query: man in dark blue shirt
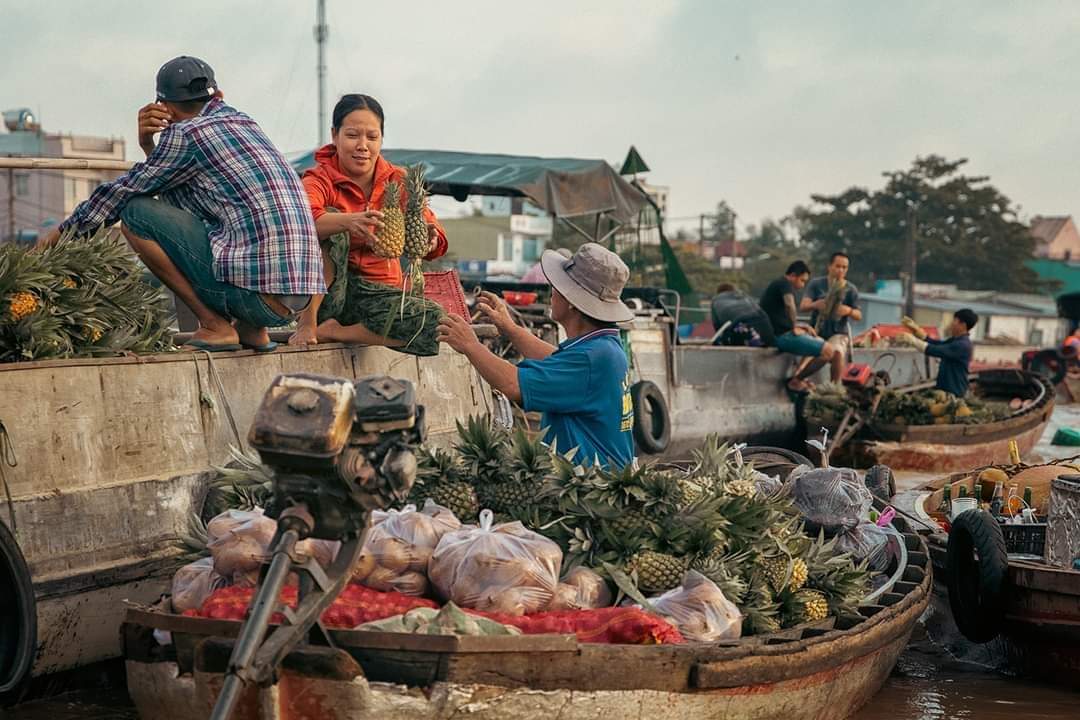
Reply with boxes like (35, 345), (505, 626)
(898, 309), (978, 397)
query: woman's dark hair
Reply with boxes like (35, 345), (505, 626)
(332, 94), (384, 133)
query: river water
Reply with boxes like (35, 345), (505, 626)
(3, 406), (1078, 720)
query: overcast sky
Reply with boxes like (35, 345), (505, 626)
(3, 1), (1078, 233)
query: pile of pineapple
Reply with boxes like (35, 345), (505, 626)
(0, 229), (174, 362)
(808, 384), (1008, 428)
(407, 418), (870, 635)
(372, 163), (432, 292)
(195, 418), (872, 636)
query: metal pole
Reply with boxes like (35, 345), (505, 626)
(314, 0), (329, 147)
(904, 205), (917, 318)
(6, 168), (14, 241)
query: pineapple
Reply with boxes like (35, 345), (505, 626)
(403, 164), (430, 260)
(760, 556), (808, 593)
(626, 550), (688, 594)
(427, 481), (480, 522)
(455, 415), (508, 486)
(6, 291), (40, 321)
(410, 446), (479, 521)
(788, 589), (830, 624)
(373, 180), (405, 258)
(478, 427), (550, 518)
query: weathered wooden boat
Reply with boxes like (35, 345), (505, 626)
(120, 516), (931, 720)
(0, 343), (492, 700)
(897, 462), (1080, 688)
(821, 369), (1055, 472)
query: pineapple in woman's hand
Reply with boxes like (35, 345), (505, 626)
(403, 163), (430, 293)
(373, 180), (406, 259)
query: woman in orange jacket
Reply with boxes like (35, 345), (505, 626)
(289, 94), (448, 355)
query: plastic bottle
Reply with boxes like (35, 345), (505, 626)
(958, 486), (968, 499)
(1006, 483), (1021, 516)
(974, 483), (983, 505)
(990, 482), (1004, 517)
(1023, 486), (1033, 508)
(938, 485), (952, 516)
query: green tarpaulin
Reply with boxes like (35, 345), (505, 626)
(290, 148), (647, 224)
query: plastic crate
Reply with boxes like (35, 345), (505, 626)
(1001, 522), (1046, 556)
(416, 270), (469, 320)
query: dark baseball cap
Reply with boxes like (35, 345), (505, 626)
(156, 56), (217, 102)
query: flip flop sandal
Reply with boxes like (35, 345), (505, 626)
(241, 341), (279, 353)
(183, 339), (243, 352)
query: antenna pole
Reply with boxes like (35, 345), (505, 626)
(314, 0), (329, 146)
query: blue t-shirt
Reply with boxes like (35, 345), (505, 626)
(517, 328), (634, 468)
(926, 334), (973, 397)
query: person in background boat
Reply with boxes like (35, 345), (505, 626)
(35, 56), (323, 353)
(759, 261), (842, 392)
(436, 243), (635, 469)
(800, 251), (861, 381)
(289, 94), (448, 356)
(710, 283), (774, 347)
(897, 309), (978, 397)
(1063, 326), (1080, 354)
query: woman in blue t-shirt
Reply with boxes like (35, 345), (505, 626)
(437, 243), (635, 468)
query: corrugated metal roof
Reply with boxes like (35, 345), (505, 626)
(861, 293), (1058, 318)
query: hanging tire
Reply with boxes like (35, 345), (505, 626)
(1029, 350), (1067, 386)
(741, 446), (814, 468)
(630, 381), (670, 455)
(0, 520), (36, 704)
(946, 509), (1008, 644)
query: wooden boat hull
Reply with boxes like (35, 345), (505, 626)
(852, 417), (1047, 473)
(900, 477), (1080, 689)
(121, 525), (931, 720)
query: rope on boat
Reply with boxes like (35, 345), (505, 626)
(194, 351), (246, 452)
(861, 525), (909, 605)
(0, 420), (17, 532)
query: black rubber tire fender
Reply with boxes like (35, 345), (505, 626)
(1029, 349), (1067, 386)
(946, 509), (1009, 644)
(630, 380), (671, 455)
(741, 446), (814, 481)
(864, 464), (896, 502)
(0, 519), (36, 704)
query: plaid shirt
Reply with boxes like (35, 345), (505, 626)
(62, 98), (324, 295)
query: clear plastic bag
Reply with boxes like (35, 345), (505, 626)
(357, 500), (462, 596)
(647, 571), (741, 642)
(788, 466), (873, 534)
(429, 509), (563, 615)
(753, 470), (786, 498)
(206, 508), (277, 581)
(171, 557), (228, 613)
(834, 522), (897, 573)
(548, 566), (613, 610)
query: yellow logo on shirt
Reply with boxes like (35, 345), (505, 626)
(620, 372), (633, 432)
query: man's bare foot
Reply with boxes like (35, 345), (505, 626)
(235, 320), (271, 349)
(289, 323), (319, 346)
(787, 377), (813, 393)
(316, 319), (345, 343)
(188, 323), (240, 347)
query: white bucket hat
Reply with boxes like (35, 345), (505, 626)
(540, 243), (633, 323)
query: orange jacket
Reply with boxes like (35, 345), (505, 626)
(302, 145), (448, 288)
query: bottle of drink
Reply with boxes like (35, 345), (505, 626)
(1009, 440), (1021, 466)
(958, 486), (968, 499)
(1023, 486), (1033, 508)
(974, 483), (983, 505)
(990, 482), (1004, 517)
(938, 485), (953, 516)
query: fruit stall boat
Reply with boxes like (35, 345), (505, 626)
(120, 513), (930, 720)
(811, 369), (1055, 472)
(894, 459), (1080, 688)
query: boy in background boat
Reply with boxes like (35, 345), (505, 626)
(759, 261), (842, 392)
(800, 251), (861, 381)
(897, 309), (978, 397)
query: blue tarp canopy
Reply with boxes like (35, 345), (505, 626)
(290, 148), (647, 224)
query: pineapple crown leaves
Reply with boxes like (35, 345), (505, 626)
(508, 426), (552, 480)
(404, 163), (428, 213)
(382, 180), (403, 209)
(454, 415), (509, 483)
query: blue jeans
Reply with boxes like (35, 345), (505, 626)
(775, 331), (826, 357)
(120, 197), (287, 328)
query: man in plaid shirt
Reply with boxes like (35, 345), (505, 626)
(38, 56), (324, 352)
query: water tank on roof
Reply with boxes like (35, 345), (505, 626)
(2, 109), (39, 132)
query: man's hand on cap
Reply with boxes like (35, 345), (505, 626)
(137, 102), (172, 156)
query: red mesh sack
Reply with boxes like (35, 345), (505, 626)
(477, 607), (684, 645)
(184, 582), (437, 628)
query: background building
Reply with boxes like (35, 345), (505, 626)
(0, 108), (125, 243)
(1030, 215), (1080, 260)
